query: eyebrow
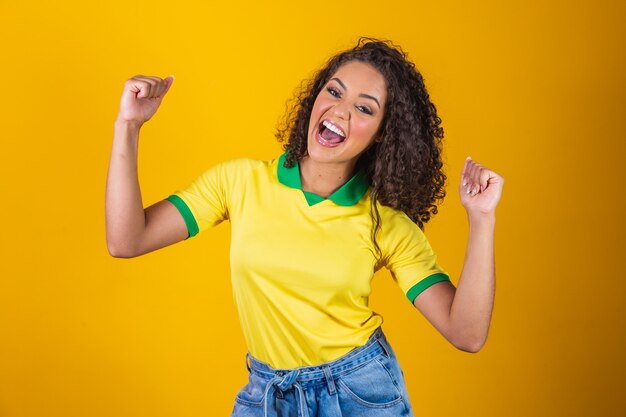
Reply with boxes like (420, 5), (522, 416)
(330, 77), (381, 109)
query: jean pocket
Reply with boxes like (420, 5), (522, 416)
(336, 356), (404, 409)
(234, 372), (266, 407)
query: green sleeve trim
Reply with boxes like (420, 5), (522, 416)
(165, 194), (199, 239)
(406, 273), (450, 303)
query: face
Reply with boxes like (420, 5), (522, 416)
(306, 61), (387, 171)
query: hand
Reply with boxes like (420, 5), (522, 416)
(459, 156), (504, 216)
(117, 75), (175, 125)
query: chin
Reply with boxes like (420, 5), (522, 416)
(306, 139), (342, 162)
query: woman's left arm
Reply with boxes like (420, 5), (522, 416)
(413, 156), (504, 353)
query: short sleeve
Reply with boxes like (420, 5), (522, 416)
(380, 210), (450, 304)
(165, 161), (230, 239)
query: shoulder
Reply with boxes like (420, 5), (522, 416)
(211, 157), (266, 171)
(376, 203), (423, 235)
(198, 156), (282, 194)
(374, 202), (429, 258)
(199, 156), (276, 178)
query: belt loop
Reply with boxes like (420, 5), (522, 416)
(377, 337), (391, 358)
(323, 366), (336, 395)
(245, 352), (251, 372)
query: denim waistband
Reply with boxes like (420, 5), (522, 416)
(245, 327), (393, 417)
(246, 326), (391, 388)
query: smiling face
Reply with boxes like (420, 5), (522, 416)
(306, 61), (387, 172)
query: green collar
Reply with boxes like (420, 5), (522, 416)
(277, 153), (369, 206)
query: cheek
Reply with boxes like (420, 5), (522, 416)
(352, 119), (380, 140)
(308, 97), (331, 132)
(308, 102), (320, 132)
(309, 99), (323, 122)
(312, 96), (330, 114)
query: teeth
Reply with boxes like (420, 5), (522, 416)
(322, 120), (346, 138)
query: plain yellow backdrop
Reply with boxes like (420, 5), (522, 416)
(1, 0), (625, 416)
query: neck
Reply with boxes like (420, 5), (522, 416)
(299, 156), (357, 198)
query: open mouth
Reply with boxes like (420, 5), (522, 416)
(317, 120), (346, 146)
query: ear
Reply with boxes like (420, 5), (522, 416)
(374, 135), (383, 143)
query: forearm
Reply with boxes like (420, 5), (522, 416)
(105, 119), (146, 257)
(449, 212), (496, 351)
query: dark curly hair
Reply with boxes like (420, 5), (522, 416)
(275, 37), (446, 258)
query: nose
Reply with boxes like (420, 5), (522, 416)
(332, 102), (350, 120)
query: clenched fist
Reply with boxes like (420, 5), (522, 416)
(116, 74), (174, 125)
(459, 156), (504, 216)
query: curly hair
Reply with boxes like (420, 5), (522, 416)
(275, 37), (446, 258)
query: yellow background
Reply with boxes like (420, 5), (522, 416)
(1, 0), (624, 416)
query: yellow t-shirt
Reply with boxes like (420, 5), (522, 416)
(165, 153), (449, 369)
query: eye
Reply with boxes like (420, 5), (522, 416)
(356, 105), (373, 115)
(326, 87), (341, 97)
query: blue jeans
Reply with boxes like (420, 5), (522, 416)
(230, 327), (414, 417)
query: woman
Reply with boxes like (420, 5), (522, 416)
(106, 38), (503, 417)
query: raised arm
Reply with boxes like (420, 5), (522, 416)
(105, 75), (188, 258)
(413, 157), (503, 353)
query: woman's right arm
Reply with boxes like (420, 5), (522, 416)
(105, 75), (187, 258)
